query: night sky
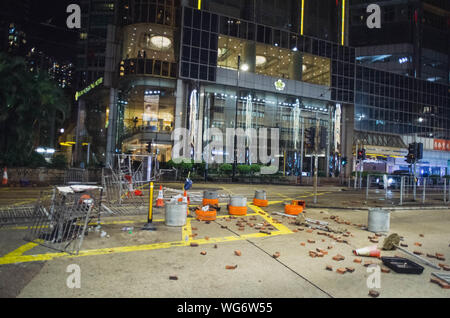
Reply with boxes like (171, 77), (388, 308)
(26, 0), (80, 62)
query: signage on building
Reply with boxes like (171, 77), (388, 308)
(75, 77), (103, 101)
(433, 139), (450, 152)
(274, 79), (286, 91)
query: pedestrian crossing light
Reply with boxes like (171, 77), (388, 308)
(357, 149), (366, 160)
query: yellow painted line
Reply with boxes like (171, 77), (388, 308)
(6, 219), (166, 230)
(248, 204), (292, 235)
(182, 218), (192, 242)
(3, 242), (40, 258)
(0, 206), (294, 265)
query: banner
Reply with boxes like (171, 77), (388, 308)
(433, 139), (450, 152)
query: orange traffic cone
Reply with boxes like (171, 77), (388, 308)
(353, 246), (381, 258)
(2, 167), (8, 185)
(156, 185), (165, 208)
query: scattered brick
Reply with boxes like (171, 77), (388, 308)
(381, 267), (391, 273)
(426, 253), (436, 259)
(298, 228), (304, 231)
(238, 227), (245, 231)
(306, 229), (313, 233)
(436, 255), (446, 261)
(436, 253), (444, 258)
(419, 234), (424, 237)
(400, 243), (408, 247)
(221, 225), (228, 229)
(332, 254), (345, 261)
(300, 242), (306, 246)
(336, 268), (347, 274)
(204, 236), (210, 240)
(413, 251), (423, 255)
(225, 265), (238, 270)
(308, 239), (316, 244)
(370, 239), (379, 243)
(200, 251), (207, 255)
(190, 243), (199, 247)
(317, 252), (324, 257)
(234, 250), (242, 256)
(414, 242), (422, 247)
(368, 290), (380, 298)
(326, 265), (333, 271)
(354, 258), (362, 264)
(309, 251), (317, 258)
(260, 230), (271, 235)
(327, 246), (334, 250)
(430, 277), (450, 289)
(214, 244), (218, 249)
(273, 252), (281, 259)
(293, 229), (299, 233)
(364, 261), (376, 267)
(191, 227), (198, 231)
(345, 267), (355, 273)
(169, 276), (178, 280)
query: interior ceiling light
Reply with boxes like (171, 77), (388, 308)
(149, 35), (172, 50)
(255, 55), (267, 66)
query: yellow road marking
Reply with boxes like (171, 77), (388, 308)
(182, 218), (192, 242)
(0, 200), (294, 265)
(6, 219), (166, 230)
(3, 242), (40, 258)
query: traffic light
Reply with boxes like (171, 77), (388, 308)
(357, 149), (366, 160)
(341, 157), (348, 167)
(416, 142), (423, 160)
(406, 142), (417, 163)
(304, 127), (316, 149)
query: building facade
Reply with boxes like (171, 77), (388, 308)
(78, 0), (450, 177)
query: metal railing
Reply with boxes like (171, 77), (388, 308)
(365, 174), (450, 206)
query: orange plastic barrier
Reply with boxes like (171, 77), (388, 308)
(195, 209), (217, 221)
(285, 204), (303, 215)
(253, 198), (268, 207)
(202, 198), (219, 206)
(228, 205), (247, 216)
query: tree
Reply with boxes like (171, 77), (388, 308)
(0, 53), (70, 166)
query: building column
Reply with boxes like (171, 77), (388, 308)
(341, 103), (354, 178)
(289, 51), (303, 81)
(105, 88), (118, 168)
(241, 42), (256, 73)
(175, 79), (185, 131)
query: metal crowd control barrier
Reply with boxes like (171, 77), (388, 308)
(64, 168), (89, 185)
(365, 174), (450, 206)
(23, 186), (103, 255)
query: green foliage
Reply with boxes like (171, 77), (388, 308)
(219, 163), (233, 175)
(50, 154), (68, 169)
(237, 164), (252, 175)
(0, 53), (69, 165)
(250, 164), (261, 174)
(27, 152), (48, 168)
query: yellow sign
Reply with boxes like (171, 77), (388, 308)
(75, 77), (103, 101)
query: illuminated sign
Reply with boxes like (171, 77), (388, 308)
(75, 77), (103, 101)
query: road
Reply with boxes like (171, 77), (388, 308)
(0, 183), (449, 298)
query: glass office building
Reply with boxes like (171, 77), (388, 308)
(109, 1), (450, 177)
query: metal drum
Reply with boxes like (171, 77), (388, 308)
(254, 190), (266, 200)
(204, 191), (218, 200)
(230, 196), (247, 207)
(368, 208), (390, 233)
(165, 202), (187, 227)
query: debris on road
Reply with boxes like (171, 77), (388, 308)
(190, 243), (199, 247)
(369, 290), (380, 298)
(354, 258), (362, 263)
(381, 267), (391, 273)
(273, 252), (280, 259)
(346, 267), (355, 273)
(226, 265), (238, 270)
(234, 250), (242, 256)
(326, 265), (333, 271)
(332, 254), (345, 261)
(169, 276), (178, 280)
(200, 251), (207, 255)
(336, 268), (346, 274)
